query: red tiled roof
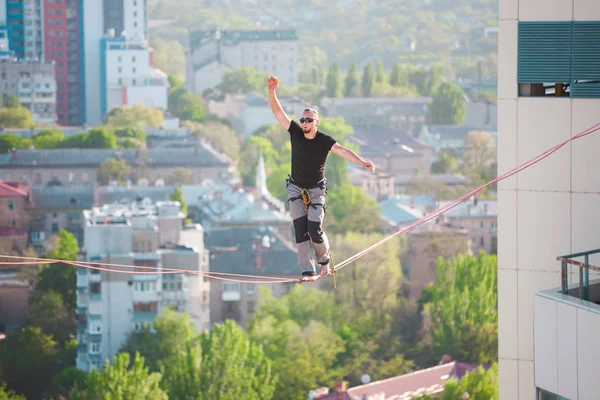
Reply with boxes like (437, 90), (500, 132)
(0, 181), (30, 198)
(315, 362), (481, 400)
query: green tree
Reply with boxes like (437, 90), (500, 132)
(217, 67), (268, 94)
(166, 168), (196, 185)
(389, 63), (412, 87)
(319, 117), (353, 188)
(82, 352), (168, 400)
(32, 130), (65, 149)
(463, 130), (495, 168)
(0, 134), (30, 153)
(97, 158), (131, 185)
(428, 82), (467, 124)
(150, 38), (186, 80)
(375, 60), (385, 83)
(361, 63), (375, 97)
(46, 366), (88, 400)
(325, 183), (385, 234)
(0, 106), (35, 128)
(104, 104), (164, 128)
(169, 78), (206, 122)
(162, 320), (277, 400)
(0, 384), (25, 400)
(120, 308), (196, 373)
(442, 363), (498, 400)
(423, 253), (498, 364)
(4, 94), (20, 108)
(431, 151), (459, 174)
(183, 120), (241, 160)
(325, 62), (342, 98)
(249, 287), (343, 400)
(27, 290), (74, 345)
(238, 136), (281, 187)
(85, 128), (119, 149)
(169, 186), (187, 217)
(114, 127), (146, 142)
(36, 230), (79, 310)
(0, 327), (59, 400)
(410, 65), (442, 97)
(344, 60), (359, 97)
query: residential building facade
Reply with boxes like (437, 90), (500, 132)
(0, 146), (234, 187)
(0, 55), (56, 123)
(208, 93), (316, 138)
(0, 180), (30, 253)
(438, 199), (497, 255)
(186, 29), (298, 94)
(5, 0), (24, 59)
(204, 225), (298, 328)
(76, 199), (210, 372)
(83, 0), (158, 126)
(320, 97), (431, 134)
(24, 0), (43, 61)
(42, 0), (84, 125)
(404, 221), (470, 299)
(101, 35), (168, 118)
(498, 1), (600, 398)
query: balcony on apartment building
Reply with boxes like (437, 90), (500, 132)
(533, 249), (600, 400)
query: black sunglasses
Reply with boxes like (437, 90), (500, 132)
(299, 117), (315, 123)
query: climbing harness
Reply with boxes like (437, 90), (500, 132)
(286, 175), (327, 213)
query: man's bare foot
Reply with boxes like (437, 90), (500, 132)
(320, 264), (332, 277)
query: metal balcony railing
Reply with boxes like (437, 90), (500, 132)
(557, 248), (600, 301)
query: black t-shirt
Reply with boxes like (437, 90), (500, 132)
(288, 120), (337, 187)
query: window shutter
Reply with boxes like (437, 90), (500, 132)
(517, 22), (572, 83)
(570, 21), (600, 98)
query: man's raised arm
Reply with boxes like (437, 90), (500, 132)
(267, 76), (291, 130)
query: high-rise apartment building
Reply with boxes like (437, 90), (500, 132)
(0, 55), (56, 122)
(498, 1), (600, 398)
(5, 0), (24, 59)
(42, 0), (84, 125)
(76, 199), (210, 372)
(83, 0), (164, 126)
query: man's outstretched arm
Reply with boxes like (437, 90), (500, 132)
(267, 76), (291, 130)
(331, 143), (376, 173)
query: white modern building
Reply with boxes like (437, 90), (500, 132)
(100, 35), (169, 118)
(76, 199), (210, 372)
(82, 0), (160, 126)
(0, 55), (56, 123)
(186, 29), (298, 94)
(498, 1), (600, 399)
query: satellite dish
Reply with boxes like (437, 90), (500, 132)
(361, 374), (371, 384)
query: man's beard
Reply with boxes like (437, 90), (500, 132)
(302, 127), (312, 134)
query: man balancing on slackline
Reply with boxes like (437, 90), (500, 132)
(267, 75), (376, 282)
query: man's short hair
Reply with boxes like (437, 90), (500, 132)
(303, 108), (319, 118)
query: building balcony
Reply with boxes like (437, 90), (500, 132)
(534, 249), (600, 400)
(77, 274), (88, 288)
(77, 293), (89, 307)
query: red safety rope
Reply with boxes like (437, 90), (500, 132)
(1, 122), (599, 284)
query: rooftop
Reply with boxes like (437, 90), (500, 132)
(204, 226), (299, 277)
(315, 361), (480, 400)
(0, 181), (29, 198)
(189, 29), (298, 48)
(32, 185), (94, 209)
(438, 199), (497, 217)
(0, 145), (232, 168)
